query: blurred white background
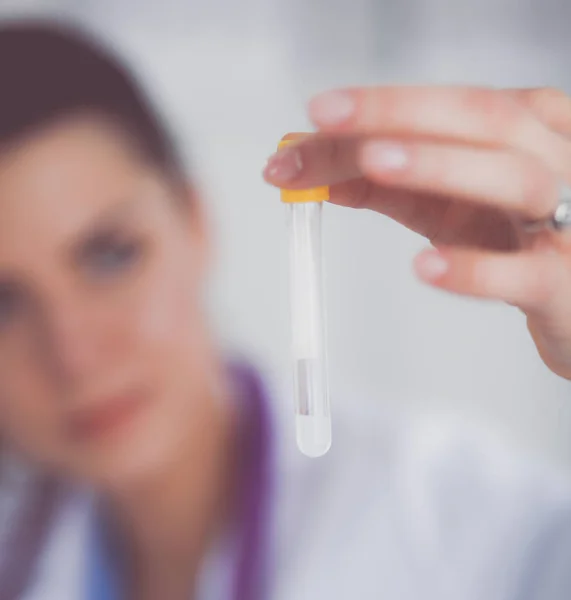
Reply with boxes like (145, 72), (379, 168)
(1, 0), (571, 465)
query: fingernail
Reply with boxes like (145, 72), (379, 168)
(362, 141), (409, 173)
(414, 250), (449, 282)
(263, 147), (303, 183)
(309, 90), (356, 127)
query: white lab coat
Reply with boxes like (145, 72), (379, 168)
(19, 385), (571, 600)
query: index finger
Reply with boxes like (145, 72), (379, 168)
(308, 86), (571, 175)
(506, 87), (571, 137)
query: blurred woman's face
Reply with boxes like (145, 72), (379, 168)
(0, 115), (214, 489)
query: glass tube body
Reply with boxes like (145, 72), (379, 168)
(288, 201), (331, 457)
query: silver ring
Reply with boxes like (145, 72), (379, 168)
(523, 183), (571, 233)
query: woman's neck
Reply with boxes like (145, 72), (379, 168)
(109, 374), (238, 598)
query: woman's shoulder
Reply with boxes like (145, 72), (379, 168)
(0, 461), (93, 600)
(20, 487), (92, 600)
(269, 387), (571, 599)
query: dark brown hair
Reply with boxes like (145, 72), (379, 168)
(0, 19), (183, 176)
(0, 20), (184, 599)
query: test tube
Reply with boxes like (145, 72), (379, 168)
(278, 133), (331, 458)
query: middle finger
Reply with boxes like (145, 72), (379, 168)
(358, 140), (559, 220)
(264, 136), (560, 220)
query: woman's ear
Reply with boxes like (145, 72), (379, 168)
(182, 183), (214, 279)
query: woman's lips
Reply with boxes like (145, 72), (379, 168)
(70, 392), (146, 440)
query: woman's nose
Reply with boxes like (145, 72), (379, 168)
(39, 297), (112, 387)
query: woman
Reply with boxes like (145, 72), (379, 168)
(0, 19), (571, 600)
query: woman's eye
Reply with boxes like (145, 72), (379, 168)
(0, 285), (23, 328)
(81, 237), (143, 279)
